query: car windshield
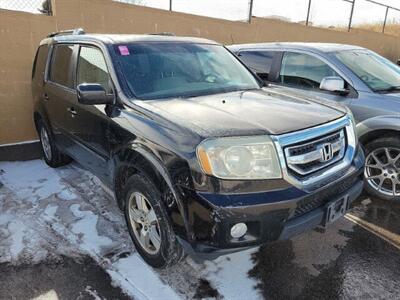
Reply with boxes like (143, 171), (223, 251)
(334, 50), (400, 92)
(112, 42), (260, 100)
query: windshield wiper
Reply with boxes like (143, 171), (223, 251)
(375, 85), (400, 93)
(175, 87), (259, 99)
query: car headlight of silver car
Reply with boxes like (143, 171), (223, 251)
(197, 136), (282, 180)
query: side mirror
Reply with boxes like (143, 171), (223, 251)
(77, 83), (114, 105)
(319, 76), (348, 94)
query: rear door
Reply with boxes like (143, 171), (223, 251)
(32, 44), (49, 106)
(44, 43), (77, 150)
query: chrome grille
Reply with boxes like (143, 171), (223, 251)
(271, 116), (356, 191)
(284, 129), (346, 176)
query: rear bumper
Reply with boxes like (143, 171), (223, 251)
(180, 147), (364, 256)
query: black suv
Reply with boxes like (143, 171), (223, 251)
(32, 29), (364, 268)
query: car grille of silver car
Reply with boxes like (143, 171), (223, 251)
(284, 129), (346, 176)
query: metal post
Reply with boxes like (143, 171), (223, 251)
(383, 6), (389, 33)
(348, 0), (355, 32)
(169, 0), (172, 11)
(306, 0), (312, 26)
(47, 0), (53, 15)
(248, 0), (254, 23)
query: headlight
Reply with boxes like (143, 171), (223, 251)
(196, 136), (282, 179)
(345, 108), (358, 143)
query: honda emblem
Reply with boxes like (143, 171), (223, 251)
(320, 143), (333, 162)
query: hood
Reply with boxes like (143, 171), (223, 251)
(135, 89), (345, 138)
(382, 92), (400, 102)
(266, 85), (349, 114)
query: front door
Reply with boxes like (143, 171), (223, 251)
(273, 51), (355, 106)
(69, 45), (114, 181)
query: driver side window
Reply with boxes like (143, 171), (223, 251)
(280, 52), (340, 90)
(77, 46), (112, 93)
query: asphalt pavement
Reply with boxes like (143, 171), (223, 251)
(249, 195), (400, 299)
(0, 160), (399, 300)
(0, 255), (130, 300)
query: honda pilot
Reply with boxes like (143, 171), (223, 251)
(32, 30), (364, 268)
(229, 42), (400, 202)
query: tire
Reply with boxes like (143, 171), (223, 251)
(123, 174), (184, 268)
(364, 136), (400, 202)
(37, 119), (71, 168)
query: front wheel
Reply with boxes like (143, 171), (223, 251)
(364, 136), (400, 202)
(123, 174), (184, 268)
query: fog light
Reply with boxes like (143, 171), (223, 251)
(230, 223), (248, 238)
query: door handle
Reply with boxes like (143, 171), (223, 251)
(67, 107), (77, 117)
(43, 93), (49, 101)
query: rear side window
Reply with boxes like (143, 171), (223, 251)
(77, 46), (111, 92)
(32, 45), (49, 80)
(238, 51), (275, 80)
(49, 44), (74, 88)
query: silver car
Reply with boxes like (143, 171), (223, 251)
(229, 43), (400, 201)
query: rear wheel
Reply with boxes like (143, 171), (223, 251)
(38, 119), (71, 168)
(123, 174), (184, 268)
(364, 136), (400, 202)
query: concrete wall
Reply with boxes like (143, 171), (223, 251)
(1, 0), (400, 145)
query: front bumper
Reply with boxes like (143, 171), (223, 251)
(180, 146), (364, 256)
(278, 178), (362, 240)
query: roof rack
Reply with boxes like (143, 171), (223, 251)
(47, 28), (85, 38)
(148, 32), (176, 36)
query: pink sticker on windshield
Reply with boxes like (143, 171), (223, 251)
(118, 45), (130, 56)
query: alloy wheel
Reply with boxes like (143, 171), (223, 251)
(127, 191), (161, 255)
(365, 147), (400, 197)
(40, 126), (52, 161)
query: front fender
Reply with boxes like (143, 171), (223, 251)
(357, 115), (400, 142)
(112, 143), (191, 241)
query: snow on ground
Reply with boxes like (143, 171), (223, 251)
(188, 249), (261, 300)
(0, 160), (75, 201)
(0, 160), (261, 299)
(2, 159), (394, 299)
(0, 160), (182, 299)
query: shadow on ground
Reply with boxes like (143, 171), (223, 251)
(0, 255), (131, 300)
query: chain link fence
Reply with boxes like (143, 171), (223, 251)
(1, 0), (399, 35)
(0, 0), (52, 15)
(253, 0), (400, 33)
(114, 0), (250, 21)
(350, 0), (400, 34)
(116, 0), (400, 35)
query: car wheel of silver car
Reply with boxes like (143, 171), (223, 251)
(123, 174), (184, 268)
(37, 119), (71, 168)
(364, 136), (400, 202)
